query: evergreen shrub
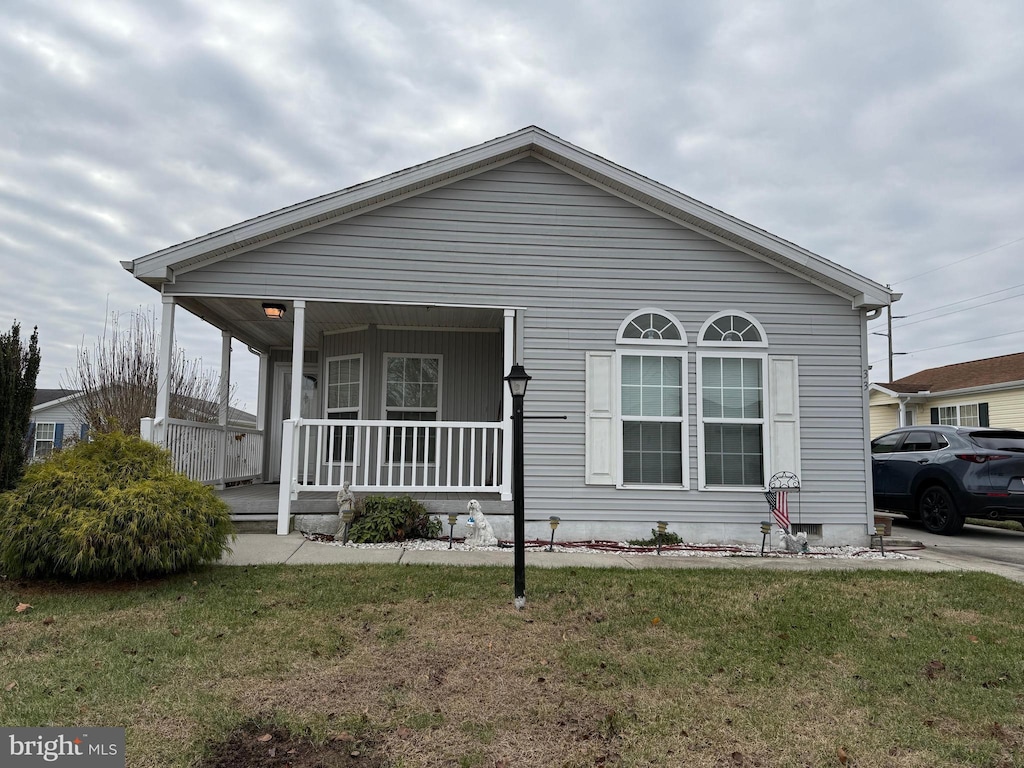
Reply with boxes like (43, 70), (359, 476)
(348, 495), (441, 543)
(0, 432), (233, 580)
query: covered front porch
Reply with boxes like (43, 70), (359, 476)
(144, 296), (522, 533)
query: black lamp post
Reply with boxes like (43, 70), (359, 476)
(505, 363), (531, 610)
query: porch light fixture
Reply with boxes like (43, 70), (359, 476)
(262, 303), (287, 320)
(505, 363), (532, 610)
(547, 516), (560, 552)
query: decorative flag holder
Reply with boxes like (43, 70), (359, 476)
(763, 471), (803, 553)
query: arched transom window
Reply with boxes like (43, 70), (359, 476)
(617, 308), (686, 345)
(699, 311), (767, 347)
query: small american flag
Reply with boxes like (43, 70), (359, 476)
(764, 490), (790, 532)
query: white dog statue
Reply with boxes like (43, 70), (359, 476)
(463, 499), (497, 547)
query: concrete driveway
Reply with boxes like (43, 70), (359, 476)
(885, 514), (1024, 583)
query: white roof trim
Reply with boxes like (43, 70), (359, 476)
(128, 126), (897, 308)
(32, 392), (85, 412)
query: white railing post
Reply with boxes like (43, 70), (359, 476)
(277, 419), (297, 535)
(140, 417), (155, 443)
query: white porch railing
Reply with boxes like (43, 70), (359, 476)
(162, 419), (264, 486)
(292, 419), (504, 493)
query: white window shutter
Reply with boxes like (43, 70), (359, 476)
(585, 351), (616, 485)
(768, 356), (801, 480)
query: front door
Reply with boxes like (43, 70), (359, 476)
(269, 364), (319, 482)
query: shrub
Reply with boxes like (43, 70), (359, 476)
(0, 432), (233, 580)
(348, 495), (441, 543)
(627, 528), (684, 547)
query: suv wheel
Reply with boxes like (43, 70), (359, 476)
(918, 486), (964, 535)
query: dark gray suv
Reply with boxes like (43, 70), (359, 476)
(871, 426), (1024, 534)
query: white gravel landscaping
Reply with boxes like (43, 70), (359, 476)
(306, 535), (918, 560)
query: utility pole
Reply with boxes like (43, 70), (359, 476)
(871, 305), (907, 383)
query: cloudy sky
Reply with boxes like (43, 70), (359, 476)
(3, 0), (1023, 412)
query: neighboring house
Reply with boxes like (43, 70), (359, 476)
(123, 126), (897, 543)
(870, 352), (1024, 438)
(28, 389), (256, 461)
(29, 389), (89, 459)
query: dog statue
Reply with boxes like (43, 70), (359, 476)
(463, 499), (498, 547)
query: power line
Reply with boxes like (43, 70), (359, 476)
(893, 290), (1024, 330)
(902, 327), (1024, 356)
(891, 235), (1024, 285)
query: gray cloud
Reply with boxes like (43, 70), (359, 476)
(2, 0), (1023, 410)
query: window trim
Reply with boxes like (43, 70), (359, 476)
(696, 351), (769, 491)
(697, 310), (768, 348)
(324, 354), (363, 466)
(33, 422), (56, 459)
(616, 308), (687, 346)
(615, 349), (690, 490)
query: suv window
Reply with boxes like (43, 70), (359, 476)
(871, 433), (902, 454)
(898, 431), (935, 452)
(968, 431), (1024, 453)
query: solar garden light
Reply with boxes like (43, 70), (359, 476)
(760, 521), (773, 556)
(547, 516), (561, 552)
(340, 508), (355, 545)
(873, 521), (887, 557)
(447, 512), (458, 549)
(656, 521), (668, 555)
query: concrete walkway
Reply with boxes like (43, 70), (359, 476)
(218, 533), (1024, 582)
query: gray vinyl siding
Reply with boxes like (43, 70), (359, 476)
(171, 157), (870, 526)
(322, 328), (502, 422)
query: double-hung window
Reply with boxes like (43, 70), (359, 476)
(698, 312), (769, 489)
(937, 403), (980, 427)
(615, 309), (688, 488)
(620, 353), (685, 486)
(325, 355), (361, 462)
(33, 422), (56, 458)
(383, 354), (441, 463)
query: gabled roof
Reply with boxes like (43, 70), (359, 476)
(126, 126), (897, 310)
(883, 352), (1024, 394)
(33, 389), (80, 408)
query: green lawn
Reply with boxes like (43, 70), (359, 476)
(2, 565), (1023, 767)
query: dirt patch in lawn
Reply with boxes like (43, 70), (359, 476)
(196, 722), (383, 768)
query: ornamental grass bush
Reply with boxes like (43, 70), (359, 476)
(0, 432), (233, 580)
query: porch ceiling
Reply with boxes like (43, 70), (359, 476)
(176, 296), (504, 350)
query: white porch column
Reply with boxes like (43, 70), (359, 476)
(256, 351), (269, 432)
(216, 331), (231, 489)
(500, 309), (515, 501)
(277, 300), (306, 535)
(898, 398), (908, 427)
(289, 301), (306, 422)
(153, 295), (176, 443)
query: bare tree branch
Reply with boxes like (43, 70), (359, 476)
(62, 309), (235, 435)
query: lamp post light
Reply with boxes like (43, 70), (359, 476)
(505, 363), (532, 610)
(548, 516), (561, 552)
(447, 512), (458, 549)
